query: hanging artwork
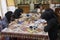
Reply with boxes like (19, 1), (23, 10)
(14, 0), (49, 5)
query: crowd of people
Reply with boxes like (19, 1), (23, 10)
(0, 4), (60, 40)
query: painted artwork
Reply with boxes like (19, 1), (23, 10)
(14, 0), (51, 5)
(14, 0), (43, 5)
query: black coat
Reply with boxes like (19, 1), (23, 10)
(41, 8), (59, 40)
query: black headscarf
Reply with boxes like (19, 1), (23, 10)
(5, 11), (13, 23)
(41, 8), (57, 21)
(14, 9), (23, 19)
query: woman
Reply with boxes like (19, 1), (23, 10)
(2, 11), (13, 29)
(2, 11), (13, 40)
(41, 7), (59, 40)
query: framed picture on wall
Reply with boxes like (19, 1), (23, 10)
(52, 0), (60, 4)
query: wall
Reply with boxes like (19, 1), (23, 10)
(7, 0), (15, 12)
(0, 0), (2, 17)
(0, 0), (7, 17)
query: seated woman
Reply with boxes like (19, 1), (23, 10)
(2, 11), (14, 40)
(2, 11), (13, 29)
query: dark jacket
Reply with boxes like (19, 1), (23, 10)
(44, 18), (58, 32)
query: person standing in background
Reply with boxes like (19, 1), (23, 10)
(34, 4), (40, 13)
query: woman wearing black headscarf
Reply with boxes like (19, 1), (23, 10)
(1, 11), (13, 40)
(14, 8), (23, 19)
(5, 11), (13, 23)
(2, 11), (13, 29)
(41, 8), (59, 40)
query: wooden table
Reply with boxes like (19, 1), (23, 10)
(1, 28), (48, 40)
